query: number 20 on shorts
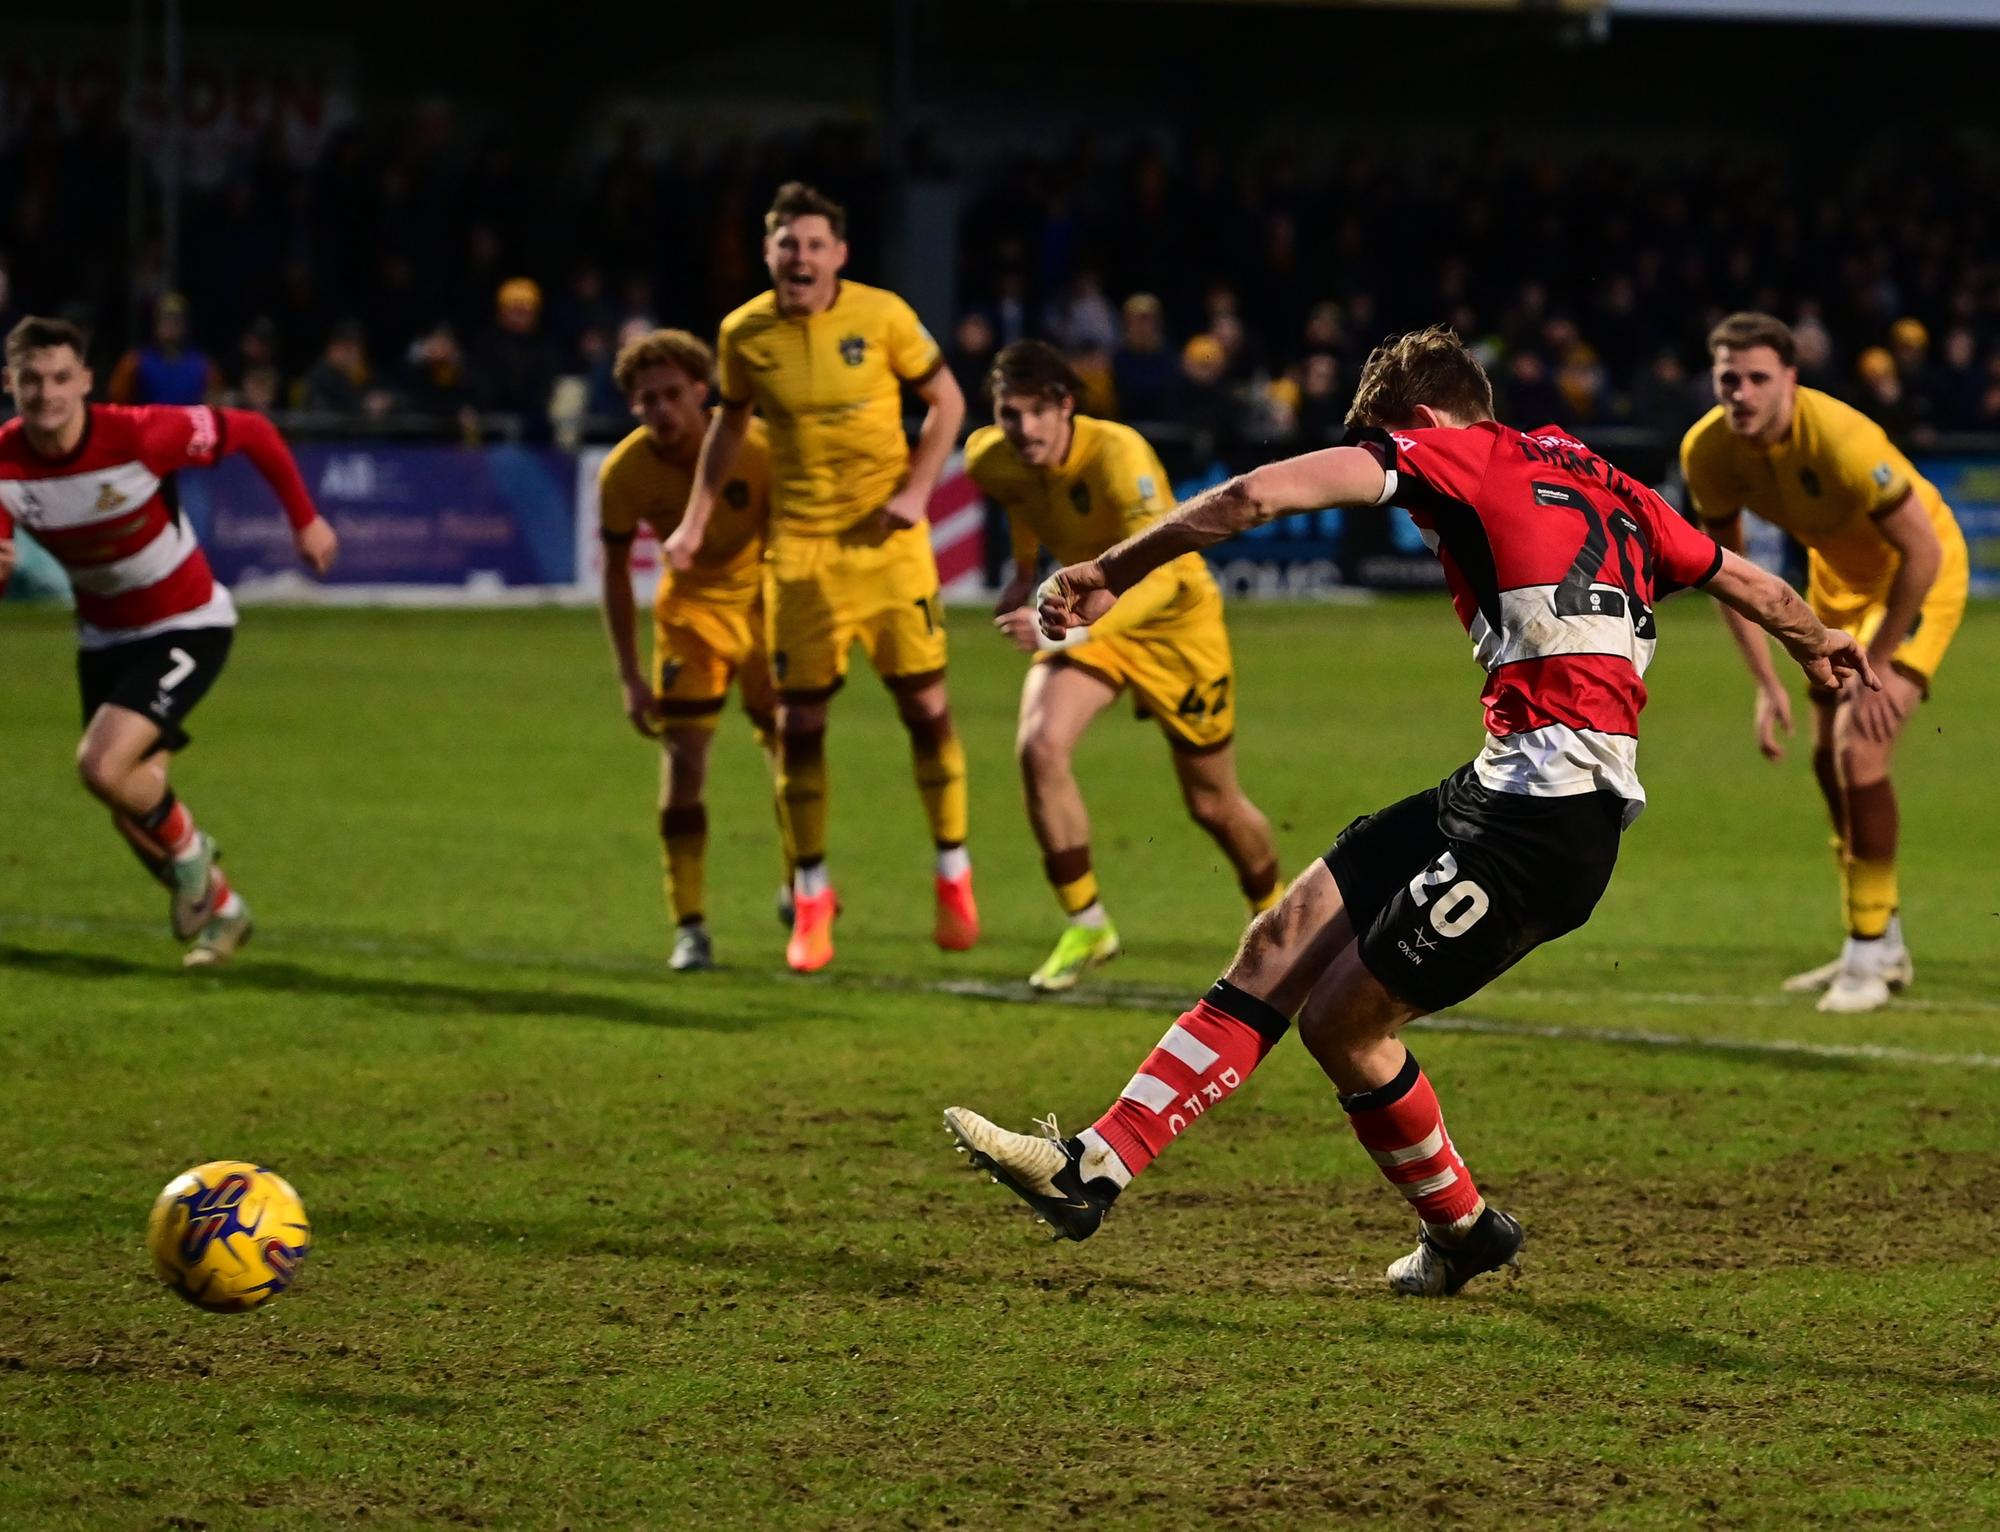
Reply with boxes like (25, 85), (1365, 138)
(1407, 851), (1490, 938)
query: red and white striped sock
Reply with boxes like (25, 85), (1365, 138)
(1080, 980), (1290, 1186)
(139, 791), (201, 861)
(1340, 1050), (1484, 1233)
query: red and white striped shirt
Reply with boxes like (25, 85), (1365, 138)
(1359, 420), (1725, 823)
(0, 403), (316, 649)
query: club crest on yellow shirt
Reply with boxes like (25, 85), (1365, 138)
(839, 335), (866, 366)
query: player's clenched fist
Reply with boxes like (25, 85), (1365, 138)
(660, 522), (700, 573)
(1035, 560), (1117, 640)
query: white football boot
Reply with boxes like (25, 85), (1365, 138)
(1816, 933), (1909, 1014)
(942, 1108), (1121, 1241)
(169, 833), (223, 941)
(1786, 914), (1912, 997)
(183, 897), (254, 968)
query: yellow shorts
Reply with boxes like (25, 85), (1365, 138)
(1807, 528), (1968, 690)
(765, 523), (947, 698)
(652, 583), (775, 731)
(1038, 583), (1236, 753)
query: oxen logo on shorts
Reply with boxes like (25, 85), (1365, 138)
(1798, 467), (1822, 497)
(658, 659), (682, 690)
(723, 479), (750, 509)
(838, 335), (866, 366)
(773, 651), (788, 681)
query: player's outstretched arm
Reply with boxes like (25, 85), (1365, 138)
(0, 536), (16, 596)
(1038, 446), (1385, 635)
(214, 408), (338, 576)
(1705, 548), (1880, 695)
(665, 404), (750, 572)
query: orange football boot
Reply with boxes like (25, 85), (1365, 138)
(786, 886), (838, 973)
(934, 869), (980, 951)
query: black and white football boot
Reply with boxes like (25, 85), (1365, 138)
(942, 1107), (1121, 1242)
(1385, 1205), (1525, 1297)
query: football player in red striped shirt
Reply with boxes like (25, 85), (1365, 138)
(1, 316), (339, 965)
(945, 327), (1876, 1296)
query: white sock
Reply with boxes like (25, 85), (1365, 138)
(217, 891), (245, 918)
(1886, 912), (1905, 951)
(1841, 933), (1887, 972)
(1069, 901), (1108, 929)
(794, 863), (830, 898)
(935, 845), (970, 879)
(1425, 1198), (1487, 1243)
(1075, 1127), (1133, 1189)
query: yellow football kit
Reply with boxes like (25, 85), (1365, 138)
(716, 280), (948, 697)
(597, 416), (775, 727)
(1680, 387), (1968, 686)
(966, 414), (1237, 753)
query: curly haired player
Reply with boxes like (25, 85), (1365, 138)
(967, 341), (1280, 992)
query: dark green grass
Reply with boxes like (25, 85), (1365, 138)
(1, 596), (1996, 1529)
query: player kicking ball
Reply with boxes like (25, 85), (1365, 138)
(597, 329), (789, 972)
(0, 316), (337, 966)
(944, 327), (1876, 1296)
(966, 342), (1281, 991)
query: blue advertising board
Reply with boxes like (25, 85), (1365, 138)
(1913, 455), (2000, 597)
(179, 444), (577, 595)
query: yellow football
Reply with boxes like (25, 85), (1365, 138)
(146, 1161), (311, 1313)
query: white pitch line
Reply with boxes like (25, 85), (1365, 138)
(5, 912), (1998, 1071)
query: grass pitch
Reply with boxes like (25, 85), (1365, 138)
(1, 595), (1996, 1529)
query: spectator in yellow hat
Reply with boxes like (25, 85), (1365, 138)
(472, 277), (562, 440)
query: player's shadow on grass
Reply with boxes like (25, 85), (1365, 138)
(1513, 1297), (2000, 1399)
(0, 942), (790, 1032)
(354, 1205), (952, 1292)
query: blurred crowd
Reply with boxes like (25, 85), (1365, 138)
(6, 103), (2000, 450)
(952, 140), (2000, 450)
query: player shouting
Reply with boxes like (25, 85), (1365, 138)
(967, 341), (1280, 991)
(1681, 313), (1968, 1013)
(944, 327), (1876, 1297)
(597, 328), (789, 972)
(667, 182), (974, 973)
(0, 316), (338, 966)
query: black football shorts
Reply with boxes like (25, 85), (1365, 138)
(1324, 761), (1625, 1014)
(76, 625), (234, 755)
